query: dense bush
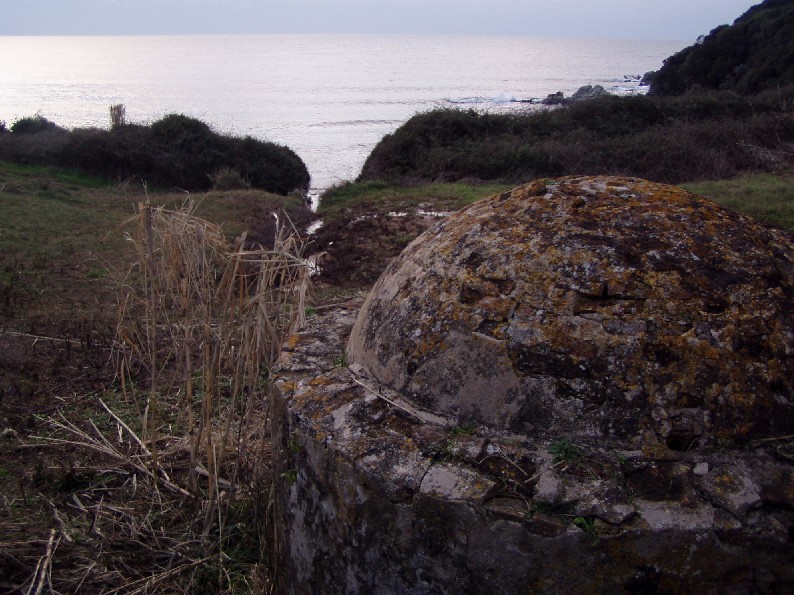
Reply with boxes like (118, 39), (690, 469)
(210, 166), (250, 191)
(10, 114), (64, 135)
(359, 87), (794, 185)
(62, 124), (154, 182)
(650, 0), (794, 95)
(228, 135), (312, 196)
(0, 127), (70, 165)
(0, 113), (310, 195)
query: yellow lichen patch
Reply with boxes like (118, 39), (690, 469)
(714, 472), (741, 491)
(278, 380), (298, 394)
(308, 374), (333, 386)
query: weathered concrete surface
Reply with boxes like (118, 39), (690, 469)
(273, 177), (794, 594)
(348, 176), (794, 447)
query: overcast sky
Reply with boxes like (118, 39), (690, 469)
(2, 0), (760, 40)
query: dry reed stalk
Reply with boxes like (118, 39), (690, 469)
(34, 410), (193, 499)
(107, 200), (308, 587)
(9, 198), (309, 593)
(25, 528), (57, 595)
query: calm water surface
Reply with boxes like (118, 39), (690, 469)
(0, 35), (686, 195)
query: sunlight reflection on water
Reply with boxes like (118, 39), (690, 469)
(0, 35), (684, 193)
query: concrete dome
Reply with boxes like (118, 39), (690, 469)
(275, 177), (794, 593)
(347, 176), (794, 447)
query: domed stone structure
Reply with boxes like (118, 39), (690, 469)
(272, 177), (794, 594)
(348, 176), (794, 448)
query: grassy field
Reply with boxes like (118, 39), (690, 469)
(682, 172), (794, 231)
(318, 172), (794, 232)
(317, 179), (515, 218)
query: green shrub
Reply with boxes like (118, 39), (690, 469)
(359, 87), (794, 185)
(0, 126), (70, 165)
(211, 166), (250, 190)
(150, 113), (215, 149)
(229, 135), (310, 196)
(0, 113), (310, 195)
(10, 114), (63, 134)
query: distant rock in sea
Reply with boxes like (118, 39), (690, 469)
(541, 84), (611, 106)
(571, 84), (609, 101)
(541, 91), (566, 105)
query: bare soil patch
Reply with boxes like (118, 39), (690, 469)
(310, 208), (443, 288)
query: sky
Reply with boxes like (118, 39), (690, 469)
(1, 0), (761, 40)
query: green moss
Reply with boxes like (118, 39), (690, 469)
(86, 267), (109, 280)
(548, 437), (584, 467)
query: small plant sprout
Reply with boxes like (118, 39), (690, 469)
(450, 422), (476, 436)
(548, 436), (584, 467)
(574, 516), (598, 542)
(281, 469), (298, 485)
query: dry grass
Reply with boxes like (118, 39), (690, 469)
(2, 199), (309, 594)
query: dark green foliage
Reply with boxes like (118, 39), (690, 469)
(359, 86), (794, 185)
(0, 121), (7, 134)
(0, 127), (70, 165)
(548, 437), (584, 466)
(62, 124), (153, 183)
(230, 135), (310, 196)
(149, 113), (214, 146)
(650, 0), (794, 96)
(10, 114), (63, 135)
(0, 113), (310, 195)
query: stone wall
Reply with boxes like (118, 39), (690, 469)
(272, 177), (794, 594)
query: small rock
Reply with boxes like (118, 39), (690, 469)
(484, 497), (529, 521)
(635, 500), (714, 531)
(693, 462), (709, 476)
(697, 465), (761, 518)
(533, 469), (565, 505)
(529, 513), (568, 537)
(541, 91), (566, 105)
(571, 84), (609, 102)
(419, 462), (494, 502)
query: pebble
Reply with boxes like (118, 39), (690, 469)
(693, 462), (709, 476)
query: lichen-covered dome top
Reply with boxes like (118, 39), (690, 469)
(347, 176), (794, 447)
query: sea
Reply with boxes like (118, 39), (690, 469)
(0, 35), (686, 203)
